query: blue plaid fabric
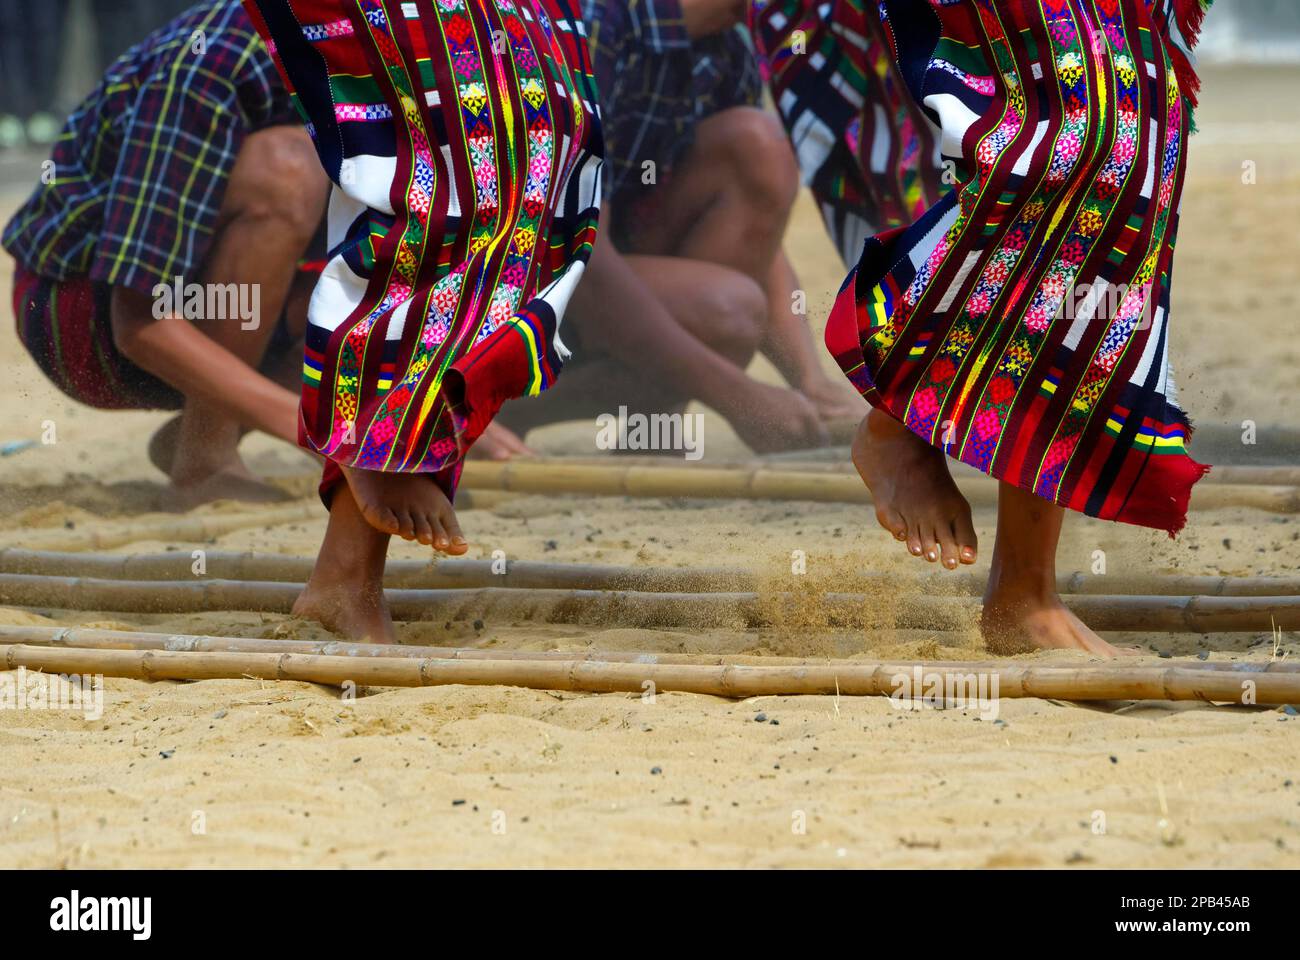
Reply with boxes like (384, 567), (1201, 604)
(2, 0), (296, 296)
(582, 0), (761, 206)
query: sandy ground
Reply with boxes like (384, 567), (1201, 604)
(0, 67), (1298, 869)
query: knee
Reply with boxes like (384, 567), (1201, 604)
(229, 127), (327, 234)
(712, 107), (800, 215)
(701, 272), (766, 365)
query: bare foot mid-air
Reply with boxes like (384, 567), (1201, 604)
(850, 407), (978, 569)
(149, 413), (290, 511)
(293, 468), (470, 644)
(850, 408), (1127, 657)
(342, 465), (469, 553)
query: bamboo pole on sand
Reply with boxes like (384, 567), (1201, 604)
(4, 643), (1297, 704)
(459, 460), (1300, 513)
(583, 453), (1300, 489)
(1, 572), (1297, 631)
(1, 548), (1297, 598)
(3, 623), (1294, 674)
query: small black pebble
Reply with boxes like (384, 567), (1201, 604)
(769, 719), (779, 726)
(1109, 755), (1118, 764)
(754, 713), (767, 723)
(473, 619), (484, 631)
(650, 766), (662, 775)
(452, 799), (467, 806)
(353, 757), (362, 763)
(159, 750), (174, 759)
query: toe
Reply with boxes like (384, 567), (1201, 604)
(936, 524), (962, 570)
(919, 523), (941, 563)
(904, 521), (925, 558)
(875, 505), (908, 541)
(953, 509), (979, 564)
(428, 516), (450, 552)
(368, 506), (401, 536)
(412, 514), (435, 546)
(394, 509), (418, 542)
(441, 507), (469, 555)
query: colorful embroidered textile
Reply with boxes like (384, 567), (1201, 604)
(242, 0), (603, 482)
(2, 0), (296, 296)
(583, 0), (761, 211)
(766, 0), (1212, 534)
(750, 0), (945, 266)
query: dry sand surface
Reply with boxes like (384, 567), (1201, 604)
(0, 67), (1297, 868)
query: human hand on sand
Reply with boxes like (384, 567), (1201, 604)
(798, 374), (866, 422)
(469, 422), (534, 461)
(726, 381), (830, 452)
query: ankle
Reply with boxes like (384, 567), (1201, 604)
(985, 564), (1059, 605)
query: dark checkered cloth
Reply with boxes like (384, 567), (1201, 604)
(2, 0), (297, 296)
(582, 0), (762, 216)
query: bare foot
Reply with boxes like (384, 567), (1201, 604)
(342, 465), (469, 554)
(293, 578), (396, 644)
(982, 587), (1131, 658)
(293, 485), (397, 644)
(850, 407), (977, 569)
(158, 464), (290, 511)
(147, 415), (183, 475)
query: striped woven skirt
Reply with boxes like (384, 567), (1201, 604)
(242, 0), (602, 491)
(754, 0), (1212, 535)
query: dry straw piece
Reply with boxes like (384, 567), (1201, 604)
(4, 643), (1298, 704)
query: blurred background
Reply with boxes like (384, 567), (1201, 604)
(0, 0), (194, 149)
(2, 0), (1299, 151)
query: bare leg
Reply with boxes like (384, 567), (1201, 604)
(292, 484), (397, 644)
(761, 250), (864, 421)
(981, 481), (1126, 657)
(635, 107), (797, 285)
(147, 270), (315, 475)
(165, 127), (327, 506)
(497, 253), (767, 435)
(851, 407), (978, 569)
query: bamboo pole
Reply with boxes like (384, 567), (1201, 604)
(0, 549), (747, 593)
(4, 643), (1297, 704)
(1, 573), (1297, 631)
(679, 455), (1300, 489)
(0, 548), (1297, 598)
(459, 460), (1300, 513)
(3, 624), (1294, 673)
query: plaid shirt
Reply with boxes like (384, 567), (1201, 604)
(2, 0), (296, 296)
(582, 0), (761, 205)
